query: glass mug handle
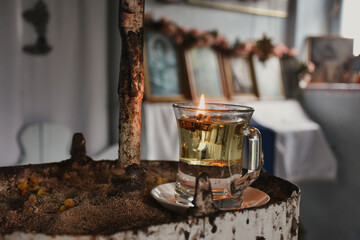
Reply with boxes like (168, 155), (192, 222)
(230, 126), (263, 198)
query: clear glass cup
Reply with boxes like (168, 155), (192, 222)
(172, 102), (263, 210)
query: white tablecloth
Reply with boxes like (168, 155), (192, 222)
(245, 100), (337, 182)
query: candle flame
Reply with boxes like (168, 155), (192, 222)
(197, 94), (206, 115)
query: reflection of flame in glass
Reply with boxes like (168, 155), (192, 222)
(197, 94), (206, 116)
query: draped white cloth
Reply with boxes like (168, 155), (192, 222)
(247, 100), (337, 182)
(0, 0), (108, 166)
(142, 102), (179, 161)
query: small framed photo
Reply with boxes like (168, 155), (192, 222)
(184, 46), (228, 101)
(252, 55), (285, 100)
(144, 30), (187, 102)
(223, 55), (258, 100)
(308, 36), (354, 84)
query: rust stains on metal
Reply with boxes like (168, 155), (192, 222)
(70, 133), (90, 164)
(0, 161), (301, 239)
(108, 163), (147, 198)
(183, 230), (190, 240)
(290, 217), (299, 237)
(189, 173), (218, 217)
(209, 215), (217, 233)
(118, 0), (145, 167)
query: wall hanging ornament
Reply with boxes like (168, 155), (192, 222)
(22, 0), (52, 55)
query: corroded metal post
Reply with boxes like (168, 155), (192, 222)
(118, 0), (145, 167)
(70, 133), (89, 164)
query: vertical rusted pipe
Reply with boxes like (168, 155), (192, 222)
(118, 0), (145, 167)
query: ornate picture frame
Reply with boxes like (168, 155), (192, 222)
(223, 55), (258, 100)
(144, 30), (187, 102)
(308, 36), (354, 84)
(251, 55), (285, 100)
(184, 46), (228, 101)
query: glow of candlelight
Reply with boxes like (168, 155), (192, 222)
(197, 94), (206, 116)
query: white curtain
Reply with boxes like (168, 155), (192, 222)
(0, 0), (108, 166)
(341, 0), (360, 55)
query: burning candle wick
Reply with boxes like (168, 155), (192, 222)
(196, 113), (204, 121)
(196, 95), (206, 119)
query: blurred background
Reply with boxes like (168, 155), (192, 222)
(1, 0), (360, 239)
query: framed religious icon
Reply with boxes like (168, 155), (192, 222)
(308, 36), (355, 84)
(223, 55), (258, 100)
(184, 46), (228, 101)
(144, 30), (187, 102)
(251, 55), (285, 100)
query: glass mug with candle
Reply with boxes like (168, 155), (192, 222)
(172, 96), (263, 210)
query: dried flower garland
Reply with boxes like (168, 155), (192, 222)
(145, 14), (299, 60)
(144, 14), (310, 81)
(144, 14), (228, 49)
